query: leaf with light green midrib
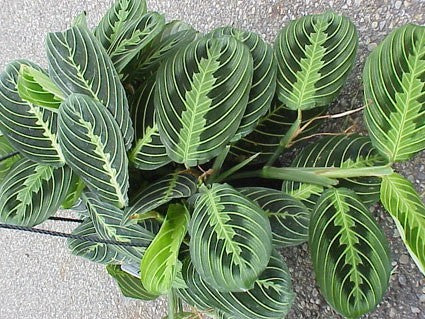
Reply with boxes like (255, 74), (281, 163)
(129, 124), (156, 162)
(178, 41), (221, 164)
(16, 165), (54, 206)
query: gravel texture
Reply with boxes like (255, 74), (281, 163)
(0, 0), (424, 318)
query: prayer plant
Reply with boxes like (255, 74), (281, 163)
(0, 0), (424, 318)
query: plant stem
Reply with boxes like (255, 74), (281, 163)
(226, 165), (393, 186)
(266, 109), (302, 166)
(212, 152), (260, 184)
(167, 289), (175, 319)
(208, 145), (230, 183)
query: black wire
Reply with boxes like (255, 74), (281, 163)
(0, 223), (145, 247)
(0, 151), (20, 162)
(48, 216), (84, 223)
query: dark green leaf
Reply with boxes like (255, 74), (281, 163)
(0, 136), (20, 183)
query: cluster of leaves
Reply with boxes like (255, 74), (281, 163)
(0, 0), (424, 318)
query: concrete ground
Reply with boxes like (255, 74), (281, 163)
(0, 0), (424, 319)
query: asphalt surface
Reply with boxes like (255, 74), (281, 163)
(0, 0), (424, 319)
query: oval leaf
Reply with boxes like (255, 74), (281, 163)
(275, 12), (358, 110)
(67, 218), (126, 264)
(155, 35), (253, 166)
(95, 0), (147, 51)
(58, 94), (129, 208)
(179, 250), (294, 319)
(282, 134), (383, 207)
(363, 24), (425, 162)
(0, 158), (75, 226)
(107, 11), (165, 75)
(0, 136), (20, 183)
(46, 25), (134, 149)
(189, 183), (272, 292)
(0, 60), (64, 165)
(239, 187), (309, 247)
(107, 264), (159, 300)
(141, 204), (189, 294)
(208, 27), (276, 139)
(381, 173), (425, 275)
(310, 188), (391, 318)
(128, 78), (171, 170)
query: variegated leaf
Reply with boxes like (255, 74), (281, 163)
(208, 27), (276, 140)
(58, 94), (129, 208)
(0, 60), (64, 165)
(128, 78), (171, 170)
(155, 35), (253, 166)
(188, 183), (272, 292)
(310, 188), (391, 318)
(0, 135), (20, 183)
(381, 173), (425, 274)
(123, 172), (197, 224)
(178, 250), (294, 319)
(46, 25), (134, 149)
(0, 158), (75, 226)
(364, 24), (425, 162)
(239, 187), (309, 247)
(275, 12), (358, 110)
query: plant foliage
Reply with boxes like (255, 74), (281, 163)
(0, 1), (424, 319)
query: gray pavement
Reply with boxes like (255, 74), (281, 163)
(0, 0), (424, 319)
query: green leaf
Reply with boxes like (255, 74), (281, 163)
(309, 188), (391, 318)
(84, 192), (155, 265)
(363, 24), (425, 163)
(61, 177), (85, 209)
(178, 250), (294, 319)
(188, 183), (272, 292)
(130, 20), (197, 80)
(275, 12), (358, 110)
(95, 0), (147, 51)
(239, 187), (309, 247)
(0, 158), (75, 226)
(17, 65), (64, 109)
(229, 99), (325, 163)
(107, 12), (165, 75)
(72, 11), (88, 28)
(0, 136), (20, 183)
(381, 173), (425, 274)
(0, 60), (65, 165)
(207, 27), (276, 140)
(46, 25), (134, 149)
(128, 78), (171, 170)
(107, 264), (159, 300)
(67, 218), (127, 264)
(282, 134), (383, 208)
(155, 35), (253, 166)
(58, 94), (129, 208)
(123, 172), (197, 225)
(141, 204), (189, 294)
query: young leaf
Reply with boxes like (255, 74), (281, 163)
(58, 94), (129, 208)
(0, 60), (65, 165)
(141, 204), (190, 295)
(128, 78), (171, 170)
(155, 35), (253, 167)
(239, 187), (309, 247)
(275, 12), (358, 110)
(207, 27), (276, 140)
(381, 173), (425, 274)
(282, 134), (383, 207)
(178, 250), (294, 319)
(0, 136), (20, 183)
(46, 25), (134, 149)
(188, 183), (272, 292)
(309, 188), (391, 318)
(0, 159), (75, 227)
(107, 264), (159, 300)
(94, 0), (147, 51)
(67, 218), (127, 264)
(363, 24), (425, 163)
(107, 12), (165, 75)
(123, 172), (197, 225)
(84, 193), (155, 265)
(17, 65), (64, 109)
